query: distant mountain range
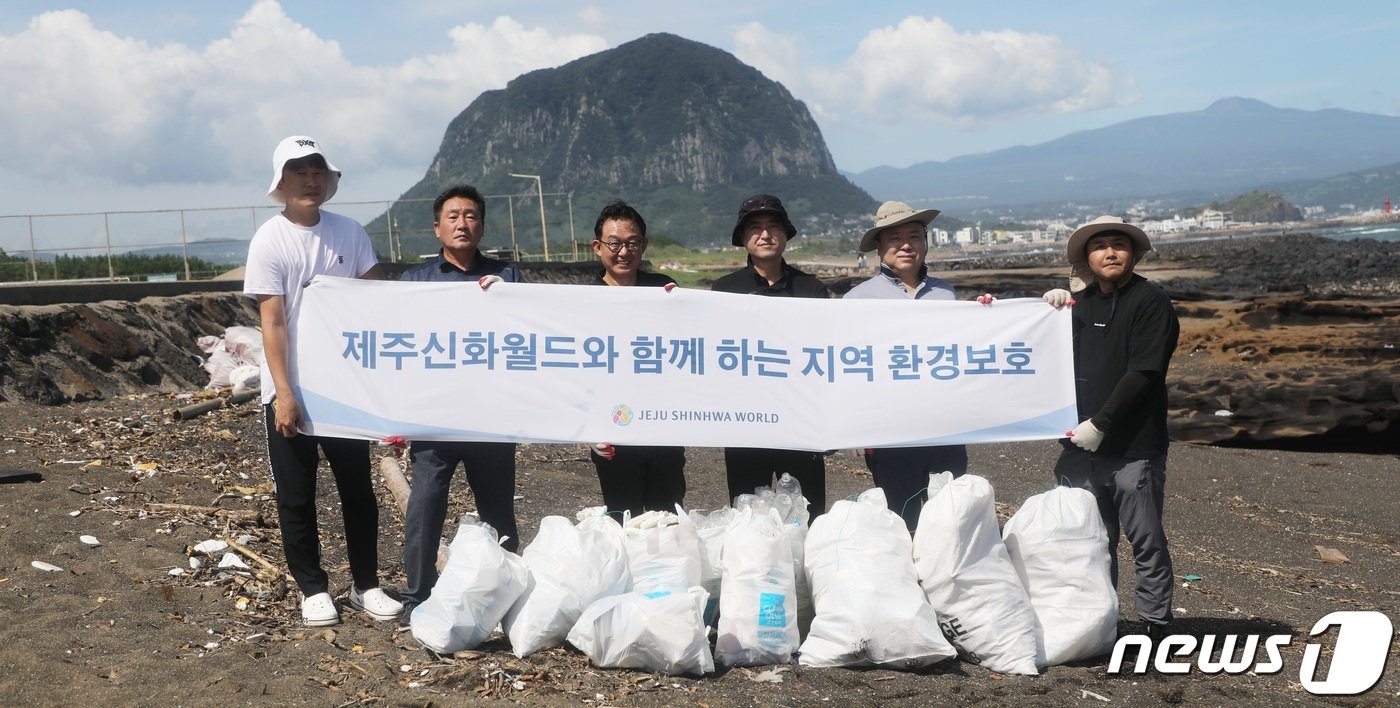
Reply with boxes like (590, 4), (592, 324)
(849, 98), (1400, 214)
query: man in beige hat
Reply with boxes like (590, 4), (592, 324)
(843, 200), (967, 531)
(1044, 214), (1179, 640)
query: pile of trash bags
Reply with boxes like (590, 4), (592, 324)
(195, 326), (263, 393)
(406, 472), (1120, 676)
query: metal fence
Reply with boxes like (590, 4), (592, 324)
(0, 190), (585, 284)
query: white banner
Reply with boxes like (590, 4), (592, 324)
(291, 277), (1077, 450)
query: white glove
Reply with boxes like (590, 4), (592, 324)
(664, 282), (677, 293)
(1069, 419), (1104, 452)
(1043, 288), (1073, 308)
(478, 274), (504, 290)
(592, 442), (616, 461)
(976, 293), (996, 306)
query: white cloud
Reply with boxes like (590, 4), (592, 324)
(731, 22), (801, 93)
(0, 0), (606, 194)
(735, 16), (1131, 127)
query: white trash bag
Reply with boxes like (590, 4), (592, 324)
(567, 586), (714, 676)
(1003, 486), (1118, 666)
(623, 509), (701, 595)
(714, 506), (799, 667)
(196, 326), (264, 389)
(736, 472), (814, 635)
(410, 515), (529, 654)
(687, 506), (736, 625)
(800, 488), (957, 669)
(912, 472), (1039, 675)
(502, 509), (629, 658)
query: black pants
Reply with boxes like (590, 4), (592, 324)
(865, 445), (968, 532)
(263, 404), (379, 597)
(724, 447), (826, 518)
(591, 445), (686, 520)
(402, 441), (518, 606)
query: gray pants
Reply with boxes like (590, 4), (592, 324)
(1054, 448), (1174, 625)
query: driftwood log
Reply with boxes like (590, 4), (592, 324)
(378, 455), (449, 572)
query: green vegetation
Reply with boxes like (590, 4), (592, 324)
(1211, 190), (1303, 223)
(0, 249), (225, 283)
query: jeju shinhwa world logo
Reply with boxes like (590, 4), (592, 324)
(611, 404), (634, 426)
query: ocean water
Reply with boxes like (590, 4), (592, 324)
(1311, 223), (1400, 242)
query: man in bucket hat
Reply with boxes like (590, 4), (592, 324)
(843, 200), (968, 531)
(711, 193), (830, 516)
(243, 135), (401, 627)
(1044, 214), (1179, 640)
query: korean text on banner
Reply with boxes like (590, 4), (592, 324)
(291, 277), (1076, 449)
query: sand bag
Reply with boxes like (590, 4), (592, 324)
(912, 472), (1039, 675)
(502, 510), (629, 658)
(1003, 486), (1119, 666)
(623, 510), (701, 595)
(410, 516), (529, 654)
(714, 507), (799, 666)
(566, 587), (714, 675)
(800, 488), (957, 668)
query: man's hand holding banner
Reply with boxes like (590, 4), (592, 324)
(291, 277), (1076, 450)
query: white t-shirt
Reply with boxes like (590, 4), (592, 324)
(243, 210), (378, 404)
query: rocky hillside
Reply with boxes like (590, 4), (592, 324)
(375, 33), (875, 250)
(1213, 190), (1303, 224)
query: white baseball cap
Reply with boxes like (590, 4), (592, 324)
(266, 135), (341, 204)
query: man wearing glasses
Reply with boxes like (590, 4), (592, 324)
(588, 200), (687, 519)
(710, 194), (830, 517)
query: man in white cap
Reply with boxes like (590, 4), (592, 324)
(243, 135), (401, 627)
(1044, 214), (1179, 640)
(844, 200), (968, 531)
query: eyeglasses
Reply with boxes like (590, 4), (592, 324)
(599, 239), (644, 254)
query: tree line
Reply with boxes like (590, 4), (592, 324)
(0, 250), (223, 282)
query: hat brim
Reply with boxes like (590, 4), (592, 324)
(1066, 222), (1151, 265)
(859, 208), (940, 252)
(731, 209), (797, 247)
(266, 152), (342, 205)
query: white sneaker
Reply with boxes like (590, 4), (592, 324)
(349, 587), (403, 621)
(301, 592), (340, 627)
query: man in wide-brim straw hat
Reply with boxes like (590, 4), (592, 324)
(844, 200), (968, 532)
(1043, 214), (1180, 641)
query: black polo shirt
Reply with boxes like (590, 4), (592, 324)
(1070, 274), (1179, 458)
(589, 270), (677, 288)
(399, 250), (525, 283)
(709, 261), (830, 298)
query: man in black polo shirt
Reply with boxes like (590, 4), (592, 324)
(587, 200), (686, 519)
(710, 193), (829, 517)
(1044, 214), (1179, 640)
(396, 184), (522, 626)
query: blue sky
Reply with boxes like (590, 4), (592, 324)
(1, 0), (1397, 217)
